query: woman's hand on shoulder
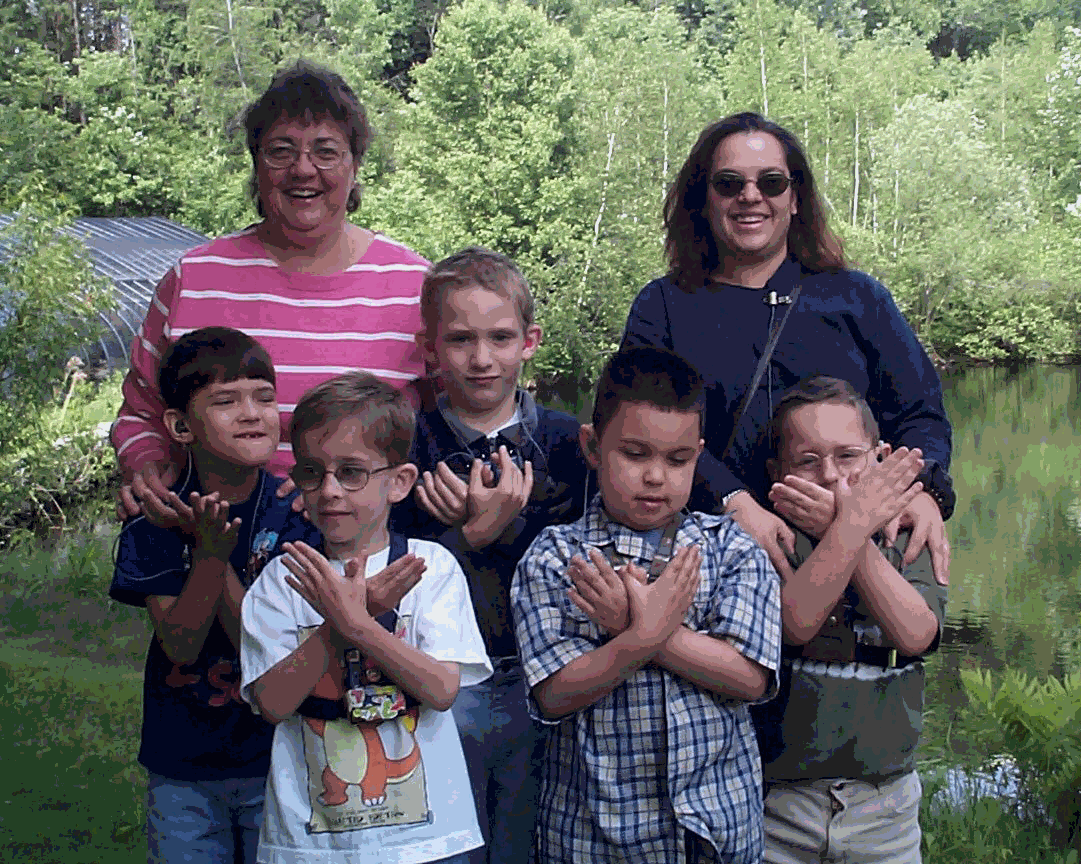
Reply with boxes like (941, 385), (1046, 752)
(883, 491), (950, 586)
(116, 460), (181, 525)
(725, 491), (795, 582)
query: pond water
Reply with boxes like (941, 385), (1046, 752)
(542, 364), (1081, 764)
(925, 364), (1081, 760)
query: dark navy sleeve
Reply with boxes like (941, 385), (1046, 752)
(624, 279), (747, 506)
(853, 276), (956, 518)
(622, 278), (675, 351)
(110, 519), (188, 608)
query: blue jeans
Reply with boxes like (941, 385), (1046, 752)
(452, 659), (544, 864)
(146, 772), (265, 864)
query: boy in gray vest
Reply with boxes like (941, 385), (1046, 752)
(754, 376), (948, 864)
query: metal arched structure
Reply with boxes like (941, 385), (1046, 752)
(0, 214), (208, 373)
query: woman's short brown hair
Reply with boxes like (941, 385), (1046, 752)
(664, 112), (845, 290)
(243, 60), (370, 217)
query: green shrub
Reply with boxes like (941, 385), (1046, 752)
(960, 667), (1081, 851)
(0, 373), (122, 544)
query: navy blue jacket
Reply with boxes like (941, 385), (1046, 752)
(622, 256), (955, 518)
(391, 391), (590, 658)
(111, 457), (320, 781)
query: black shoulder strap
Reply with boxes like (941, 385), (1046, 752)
(375, 533), (410, 632)
(721, 282), (803, 463)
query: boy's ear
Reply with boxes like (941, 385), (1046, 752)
(414, 330), (439, 368)
(164, 409), (194, 445)
(578, 424), (600, 469)
(520, 324), (543, 360)
(388, 462), (420, 505)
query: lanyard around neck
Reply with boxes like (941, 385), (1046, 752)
(599, 514), (683, 581)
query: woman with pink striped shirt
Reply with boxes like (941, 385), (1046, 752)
(114, 61), (428, 519)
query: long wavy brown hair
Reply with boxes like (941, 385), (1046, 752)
(664, 113), (845, 290)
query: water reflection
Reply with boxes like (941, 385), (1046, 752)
(924, 365), (1081, 759)
(538, 365), (1081, 761)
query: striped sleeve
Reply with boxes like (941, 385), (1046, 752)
(111, 262), (182, 478)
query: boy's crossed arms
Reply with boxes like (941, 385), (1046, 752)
(547, 544), (769, 718)
(245, 542), (441, 723)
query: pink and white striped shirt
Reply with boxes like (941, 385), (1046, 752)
(112, 228), (428, 479)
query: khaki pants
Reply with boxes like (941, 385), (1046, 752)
(764, 771), (922, 864)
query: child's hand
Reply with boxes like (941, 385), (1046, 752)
(836, 447), (924, 536)
(624, 545), (701, 646)
(274, 476), (307, 515)
(187, 492), (241, 561)
(415, 462), (469, 527)
(768, 476), (836, 538)
(461, 447), (534, 549)
(365, 553), (427, 617)
(567, 548), (643, 635)
(282, 542), (371, 639)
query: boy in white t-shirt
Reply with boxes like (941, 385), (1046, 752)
(241, 371), (492, 864)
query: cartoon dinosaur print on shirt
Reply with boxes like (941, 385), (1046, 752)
(304, 711), (422, 806)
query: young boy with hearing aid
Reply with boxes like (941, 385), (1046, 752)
(109, 326), (321, 863)
(240, 371), (492, 864)
(511, 345), (782, 864)
(391, 246), (589, 864)
(753, 376), (947, 864)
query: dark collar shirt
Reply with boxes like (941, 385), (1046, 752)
(512, 496), (782, 863)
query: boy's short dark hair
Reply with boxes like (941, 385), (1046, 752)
(290, 372), (415, 465)
(159, 327), (276, 413)
(420, 246), (534, 333)
(770, 376), (880, 450)
(592, 346), (706, 438)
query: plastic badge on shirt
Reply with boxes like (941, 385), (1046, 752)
(343, 648), (408, 723)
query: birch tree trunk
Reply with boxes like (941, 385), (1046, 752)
(851, 110), (859, 228)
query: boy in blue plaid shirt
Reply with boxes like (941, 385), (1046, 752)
(511, 345), (782, 864)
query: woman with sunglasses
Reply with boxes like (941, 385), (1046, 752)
(114, 60), (430, 523)
(621, 112), (954, 587)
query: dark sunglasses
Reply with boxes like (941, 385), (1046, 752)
(710, 171), (792, 199)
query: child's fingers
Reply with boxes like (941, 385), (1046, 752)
(567, 588), (596, 618)
(281, 542), (334, 580)
(284, 575), (318, 609)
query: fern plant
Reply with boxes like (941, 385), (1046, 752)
(961, 667), (1081, 850)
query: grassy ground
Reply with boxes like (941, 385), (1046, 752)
(1, 515), (1072, 863)
(0, 522), (148, 863)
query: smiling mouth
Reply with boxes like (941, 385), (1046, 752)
(286, 190), (321, 199)
(235, 432), (267, 439)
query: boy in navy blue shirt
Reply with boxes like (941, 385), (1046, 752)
(392, 247), (589, 864)
(110, 326), (319, 863)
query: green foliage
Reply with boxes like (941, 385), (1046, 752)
(4, 0), (1081, 378)
(961, 667), (1081, 850)
(0, 207), (114, 455)
(0, 373), (123, 543)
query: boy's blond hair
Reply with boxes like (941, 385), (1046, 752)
(420, 246), (535, 334)
(290, 372), (415, 465)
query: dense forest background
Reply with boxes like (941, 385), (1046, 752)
(4, 0), (1081, 384)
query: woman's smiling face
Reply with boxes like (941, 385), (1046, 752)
(256, 115), (356, 238)
(707, 131), (797, 270)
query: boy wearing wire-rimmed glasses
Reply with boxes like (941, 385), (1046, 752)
(753, 376), (945, 864)
(511, 345), (782, 864)
(240, 371), (492, 864)
(391, 247), (590, 864)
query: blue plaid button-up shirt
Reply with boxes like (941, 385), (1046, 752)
(511, 496), (782, 864)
